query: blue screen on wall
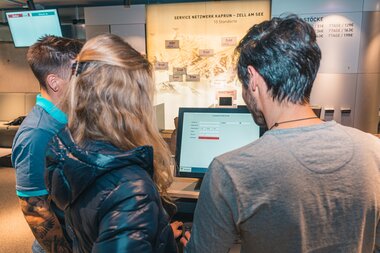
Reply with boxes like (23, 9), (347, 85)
(6, 9), (62, 48)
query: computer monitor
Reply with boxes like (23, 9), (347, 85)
(6, 9), (62, 48)
(175, 107), (265, 180)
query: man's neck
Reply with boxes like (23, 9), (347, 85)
(40, 89), (56, 105)
(265, 103), (322, 130)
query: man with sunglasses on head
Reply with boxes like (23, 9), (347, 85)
(12, 36), (83, 253)
(183, 15), (380, 253)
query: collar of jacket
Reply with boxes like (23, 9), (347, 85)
(46, 127), (156, 209)
(57, 127), (154, 176)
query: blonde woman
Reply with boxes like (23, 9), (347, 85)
(44, 34), (178, 253)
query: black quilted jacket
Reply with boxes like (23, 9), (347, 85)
(45, 127), (177, 253)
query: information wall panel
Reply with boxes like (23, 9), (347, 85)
(147, 1), (270, 128)
(299, 12), (362, 74)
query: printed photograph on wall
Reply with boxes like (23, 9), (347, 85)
(147, 1), (269, 128)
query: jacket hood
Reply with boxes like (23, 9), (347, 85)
(45, 127), (154, 210)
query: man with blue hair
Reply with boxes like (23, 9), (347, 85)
(183, 15), (380, 253)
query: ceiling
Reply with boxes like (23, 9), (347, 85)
(0, 0), (216, 10)
(0, 0), (122, 10)
(0, 0), (224, 23)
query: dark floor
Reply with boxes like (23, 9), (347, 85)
(0, 166), (34, 253)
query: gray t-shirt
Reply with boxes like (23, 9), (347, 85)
(186, 121), (380, 253)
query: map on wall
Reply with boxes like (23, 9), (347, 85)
(147, 1), (270, 128)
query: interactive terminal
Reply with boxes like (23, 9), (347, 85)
(6, 9), (62, 48)
(175, 107), (265, 189)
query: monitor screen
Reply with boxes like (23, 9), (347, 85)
(6, 9), (62, 47)
(175, 107), (264, 178)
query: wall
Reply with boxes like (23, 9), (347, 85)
(272, 0), (380, 133)
(0, 6), (146, 98)
(84, 5), (146, 54)
(0, 43), (39, 93)
(85, 2), (270, 129)
(0, 7), (86, 93)
(355, 8), (380, 132)
(0, 1), (378, 131)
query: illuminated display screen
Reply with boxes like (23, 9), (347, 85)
(175, 107), (264, 178)
(6, 9), (62, 47)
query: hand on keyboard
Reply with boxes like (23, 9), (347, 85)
(170, 221), (184, 239)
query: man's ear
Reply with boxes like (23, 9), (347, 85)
(247, 65), (268, 94)
(46, 74), (60, 93)
(247, 65), (258, 92)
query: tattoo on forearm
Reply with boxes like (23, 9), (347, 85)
(19, 196), (72, 253)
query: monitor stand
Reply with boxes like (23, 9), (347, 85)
(193, 178), (203, 191)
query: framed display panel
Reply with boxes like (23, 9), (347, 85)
(147, 1), (270, 128)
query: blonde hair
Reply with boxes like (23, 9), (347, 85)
(63, 34), (173, 199)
